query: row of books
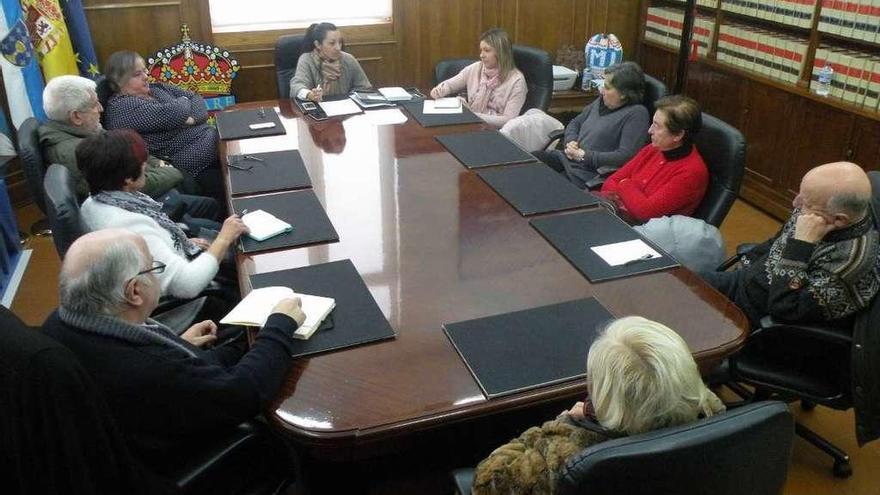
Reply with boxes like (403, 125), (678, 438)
(812, 44), (880, 109)
(720, 0), (817, 28)
(645, 7), (717, 57)
(716, 22), (810, 83)
(817, 0), (880, 43)
(666, 0), (719, 8)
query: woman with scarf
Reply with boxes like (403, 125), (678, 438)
(78, 130), (248, 300)
(430, 28), (527, 129)
(290, 22), (372, 102)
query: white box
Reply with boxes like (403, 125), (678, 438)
(552, 65), (578, 91)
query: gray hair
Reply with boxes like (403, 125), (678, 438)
(43, 75), (97, 122)
(604, 61), (645, 105)
(587, 316), (725, 435)
(829, 192), (870, 219)
(104, 50), (142, 93)
(59, 237), (151, 315)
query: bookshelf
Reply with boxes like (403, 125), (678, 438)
(638, 0), (880, 221)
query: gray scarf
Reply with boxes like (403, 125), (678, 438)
(93, 190), (200, 257)
(59, 306), (199, 359)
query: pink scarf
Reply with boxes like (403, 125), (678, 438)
(470, 65), (501, 113)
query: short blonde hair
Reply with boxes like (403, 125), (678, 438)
(587, 316), (724, 435)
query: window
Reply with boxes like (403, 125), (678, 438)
(208, 0), (392, 33)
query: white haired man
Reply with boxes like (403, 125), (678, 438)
(41, 229), (305, 464)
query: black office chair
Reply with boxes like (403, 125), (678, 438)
(16, 117), (51, 236)
(642, 73), (667, 117)
(0, 305), (294, 495)
(43, 164), (83, 258)
(274, 34), (305, 100)
(95, 76), (113, 127)
(431, 44), (553, 113)
(451, 401), (793, 495)
(691, 112), (746, 228)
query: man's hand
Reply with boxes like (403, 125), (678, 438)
(272, 297), (306, 327)
(794, 212), (836, 243)
(181, 320), (218, 347)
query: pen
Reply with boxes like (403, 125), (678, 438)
(623, 253), (655, 266)
(241, 154), (265, 162)
(238, 209), (249, 217)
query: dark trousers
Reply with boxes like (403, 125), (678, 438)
(159, 189), (222, 236)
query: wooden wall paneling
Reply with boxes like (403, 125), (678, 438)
(508, 0), (577, 54)
(638, 43), (677, 89)
(686, 62), (747, 130)
(231, 48), (277, 102)
(785, 100), (855, 194)
(850, 116), (880, 172)
(739, 83), (797, 192)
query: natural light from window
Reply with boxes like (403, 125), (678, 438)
(208, 0), (392, 33)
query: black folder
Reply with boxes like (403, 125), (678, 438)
(215, 107), (286, 140)
(400, 100), (484, 127)
(250, 259), (395, 358)
(444, 297), (614, 398)
(435, 130), (537, 169)
(228, 150), (311, 196)
(530, 209), (679, 282)
(477, 163), (600, 216)
(232, 190), (338, 254)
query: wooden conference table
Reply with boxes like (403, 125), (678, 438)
(220, 99), (749, 460)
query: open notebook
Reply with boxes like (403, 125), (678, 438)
(220, 286), (335, 340)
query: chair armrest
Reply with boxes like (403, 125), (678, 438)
(716, 242), (761, 271)
(450, 468), (475, 495)
(755, 315), (853, 347)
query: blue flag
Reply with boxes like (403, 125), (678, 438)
(0, 0), (46, 127)
(61, 0), (100, 79)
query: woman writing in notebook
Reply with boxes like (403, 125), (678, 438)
(78, 130), (248, 300)
(471, 316), (725, 494)
(430, 28), (527, 129)
(290, 22), (372, 102)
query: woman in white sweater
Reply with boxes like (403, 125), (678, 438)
(78, 130), (248, 299)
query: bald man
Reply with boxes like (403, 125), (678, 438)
(703, 162), (880, 327)
(41, 229), (305, 463)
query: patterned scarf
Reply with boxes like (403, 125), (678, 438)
(470, 65), (501, 114)
(93, 190), (200, 257)
(314, 51), (343, 96)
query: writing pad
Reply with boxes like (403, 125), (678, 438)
(530, 209), (679, 282)
(478, 163), (599, 215)
(232, 189), (338, 254)
(215, 107), (286, 141)
(250, 259), (395, 358)
(436, 130), (537, 169)
(444, 297), (614, 398)
(228, 150), (311, 196)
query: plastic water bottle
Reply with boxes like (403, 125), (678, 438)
(816, 65), (833, 96)
(581, 68), (592, 91)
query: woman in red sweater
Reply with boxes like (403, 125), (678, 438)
(599, 95), (708, 224)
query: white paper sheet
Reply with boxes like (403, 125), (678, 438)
(590, 239), (661, 267)
(423, 99), (463, 114)
(318, 98), (362, 117)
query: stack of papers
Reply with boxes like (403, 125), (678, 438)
(241, 209), (292, 241)
(378, 86), (413, 101)
(424, 98), (463, 114)
(318, 98), (362, 117)
(220, 286), (336, 340)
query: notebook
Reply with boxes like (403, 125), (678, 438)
(241, 209), (293, 242)
(220, 286), (336, 340)
(378, 86), (413, 101)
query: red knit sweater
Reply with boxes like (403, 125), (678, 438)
(600, 144), (709, 223)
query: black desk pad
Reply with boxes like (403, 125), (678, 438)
(477, 163), (600, 216)
(232, 190), (338, 254)
(215, 107), (286, 141)
(400, 100), (484, 127)
(435, 130), (537, 169)
(444, 297), (614, 398)
(530, 209), (679, 282)
(250, 259), (395, 358)
(228, 150), (311, 196)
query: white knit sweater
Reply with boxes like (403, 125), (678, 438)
(81, 197), (219, 299)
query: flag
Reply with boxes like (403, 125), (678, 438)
(20, 0), (78, 80)
(0, 0), (46, 128)
(61, 0), (99, 78)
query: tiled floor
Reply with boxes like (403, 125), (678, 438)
(9, 200), (880, 494)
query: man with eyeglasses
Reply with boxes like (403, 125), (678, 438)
(41, 229), (306, 466)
